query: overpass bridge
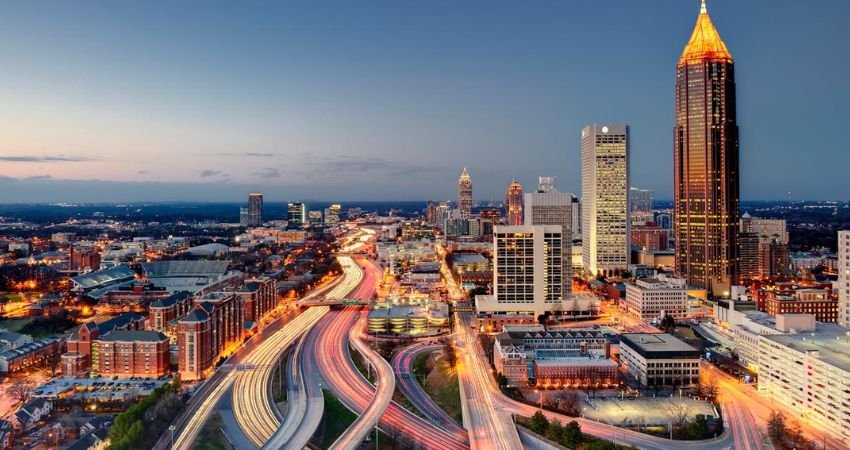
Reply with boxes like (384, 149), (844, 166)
(295, 297), (368, 307)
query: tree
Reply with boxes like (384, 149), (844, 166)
(587, 368), (603, 398)
(688, 414), (710, 439)
(767, 410), (787, 444)
(555, 391), (581, 417)
(528, 410), (549, 435)
(666, 403), (690, 438)
(441, 337), (457, 369)
(545, 418), (565, 443)
(46, 352), (62, 377)
(698, 372), (719, 400)
(563, 420), (582, 447)
(8, 383), (31, 403)
(659, 314), (676, 334)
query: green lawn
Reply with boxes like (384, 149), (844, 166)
(317, 389), (358, 449)
(0, 318), (30, 333)
(192, 413), (233, 450)
(422, 352), (463, 423)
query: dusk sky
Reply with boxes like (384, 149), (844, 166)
(1, 1), (848, 203)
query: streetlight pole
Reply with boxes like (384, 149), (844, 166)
(169, 424), (176, 449)
(375, 381), (380, 450)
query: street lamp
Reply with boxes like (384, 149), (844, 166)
(169, 424), (176, 449)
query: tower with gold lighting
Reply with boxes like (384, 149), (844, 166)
(458, 168), (473, 218)
(674, 0), (739, 294)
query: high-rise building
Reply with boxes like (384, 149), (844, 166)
(434, 202), (452, 231)
(740, 213), (788, 244)
(247, 192), (263, 227)
(630, 187), (654, 226)
(482, 225), (564, 312)
(524, 190), (574, 296)
(458, 168), (473, 218)
(674, 1), (739, 294)
(288, 202), (306, 229)
(570, 195), (581, 241)
(324, 204), (342, 225)
(581, 124), (630, 277)
(838, 231), (850, 327)
(739, 214), (790, 281)
(505, 179), (523, 226)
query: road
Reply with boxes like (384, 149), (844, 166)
(260, 256), (366, 449)
(313, 257), (469, 450)
(161, 256), (358, 450)
(391, 343), (468, 441)
(456, 313), (737, 450)
(454, 313), (524, 450)
(703, 362), (845, 450)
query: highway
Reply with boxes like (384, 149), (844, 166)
(392, 342), (468, 441)
(258, 256), (365, 449)
(233, 256), (365, 447)
(454, 313), (524, 450)
(313, 257), (470, 450)
(455, 312), (738, 450)
(162, 256), (359, 450)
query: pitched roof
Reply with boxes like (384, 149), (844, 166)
(180, 309), (209, 323)
(679, 0), (732, 65)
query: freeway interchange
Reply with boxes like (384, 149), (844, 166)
(163, 232), (765, 450)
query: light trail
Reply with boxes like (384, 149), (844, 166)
(233, 256), (363, 447)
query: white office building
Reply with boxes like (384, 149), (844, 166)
(581, 124), (630, 277)
(622, 275), (688, 323)
(524, 190), (575, 296)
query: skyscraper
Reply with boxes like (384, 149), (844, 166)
(247, 192), (263, 227)
(287, 202), (306, 229)
(324, 204), (342, 225)
(581, 124), (630, 277)
(505, 179), (523, 226)
(629, 187), (654, 226)
(674, 0), (739, 294)
(524, 189), (574, 296)
(458, 168), (473, 218)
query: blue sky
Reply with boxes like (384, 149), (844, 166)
(0, 1), (848, 202)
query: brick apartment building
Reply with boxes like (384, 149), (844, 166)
(62, 313), (146, 377)
(91, 330), (169, 378)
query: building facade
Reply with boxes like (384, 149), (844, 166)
(287, 202), (306, 229)
(674, 1), (739, 294)
(622, 275), (688, 322)
(524, 190), (575, 296)
(581, 124), (630, 277)
(91, 330), (169, 378)
(619, 333), (700, 387)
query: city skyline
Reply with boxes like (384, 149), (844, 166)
(1, 1), (849, 202)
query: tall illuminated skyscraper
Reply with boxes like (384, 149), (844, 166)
(458, 168), (473, 218)
(505, 179), (523, 226)
(288, 202), (306, 229)
(247, 192), (263, 227)
(674, 0), (739, 294)
(524, 188), (574, 296)
(581, 124), (630, 277)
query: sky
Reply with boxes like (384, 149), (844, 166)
(1, 1), (848, 203)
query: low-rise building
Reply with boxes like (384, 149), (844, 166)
(619, 333), (700, 387)
(63, 313), (146, 377)
(148, 291), (193, 341)
(13, 399), (52, 431)
(765, 288), (837, 323)
(622, 275), (688, 323)
(366, 302), (449, 335)
(0, 337), (62, 374)
(493, 328), (612, 387)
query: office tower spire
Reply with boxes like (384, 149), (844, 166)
(674, 0), (739, 294)
(458, 167), (473, 218)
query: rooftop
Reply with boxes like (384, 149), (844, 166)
(679, 0), (732, 65)
(98, 330), (168, 343)
(763, 327), (850, 373)
(620, 333), (700, 358)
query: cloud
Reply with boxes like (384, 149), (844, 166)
(252, 168), (281, 179)
(24, 175), (53, 180)
(138, 170), (149, 175)
(199, 169), (225, 178)
(293, 153), (447, 178)
(0, 155), (97, 162)
(217, 152), (275, 158)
